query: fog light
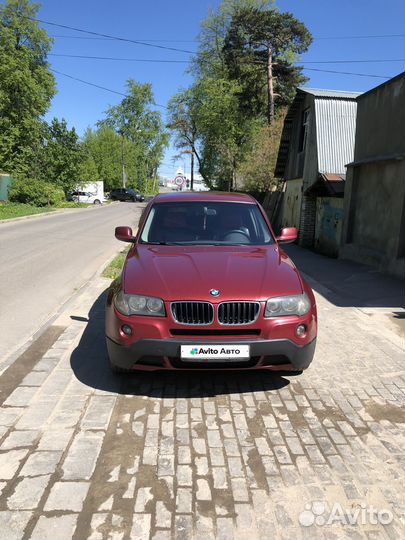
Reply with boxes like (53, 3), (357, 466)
(121, 324), (132, 336)
(296, 324), (307, 337)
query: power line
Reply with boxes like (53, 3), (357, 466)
(303, 67), (392, 78)
(25, 16), (195, 54)
(26, 16), (405, 58)
(299, 59), (405, 64)
(49, 53), (189, 63)
(50, 68), (168, 108)
(49, 34), (197, 43)
(315, 33), (405, 40)
(50, 65), (394, 108)
(49, 52), (405, 65)
(48, 32), (405, 42)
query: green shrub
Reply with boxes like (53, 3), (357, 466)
(9, 179), (65, 207)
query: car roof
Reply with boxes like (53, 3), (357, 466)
(152, 191), (257, 204)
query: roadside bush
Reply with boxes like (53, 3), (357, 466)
(9, 179), (65, 207)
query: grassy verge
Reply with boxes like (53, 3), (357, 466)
(0, 201), (93, 221)
(56, 201), (92, 208)
(0, 203), (57, 220)
(102, 247), (130, 280)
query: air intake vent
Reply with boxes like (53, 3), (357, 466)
(218, 302), (260, 325)
(171, 302), (214, 325)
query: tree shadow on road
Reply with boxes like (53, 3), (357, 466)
(70, 290), (292, 398)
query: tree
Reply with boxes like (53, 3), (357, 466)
(83, 127), (123, 191)
(223, 6), (312, 123)
(192, 0), (270, 80)
(77, 153), (99, 185)
(0, 0), (55, 176)
(35, 118), (83, 193)
(167, 89), (203, 183)
(98, 80), (168, 190)
(238, 109), (286, 191)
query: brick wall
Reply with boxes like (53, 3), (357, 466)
(298, 195), (316, 247)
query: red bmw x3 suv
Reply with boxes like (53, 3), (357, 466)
(106, 192), (317, 372)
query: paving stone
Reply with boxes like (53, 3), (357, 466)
(30, 514), (79, 540)
(7, 475), (51, 509)
(176, 487), (192, 513)
(0, 430), (39, 450)
(155, 501), (171, 529)
(0, 408), (24, 428)
(37, 428), (75, 451)
(3, 386), (38, 407)
(174, 514), (193, 540)
(0, 448), (29, 480)
(158, 455), (174, 476)
(196, 478), (211, 501)
(217, 517), (235, 540)
(14, 400), (55, 430)
(228, 456), (244, 478)
(195, 456), (209, 476)
(177, 464), (192, 486)
(0, 511), (33, 540)
(81, 396), (116, 430)
(231, 478), (249, 502)
(20, 451), (62, 477)
(62, 431), (104, 480)
(44, 481), (90, 511)
(0, 268), (404, 540)
(21, 371), (49, 386)
(212, 466), (228, 490)
(178, 446), (191, 464)
(134, 486), (153, 512)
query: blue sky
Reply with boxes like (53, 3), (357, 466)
(4, 0), (404, 178)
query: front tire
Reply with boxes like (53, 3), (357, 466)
(93, 199), (101, 205)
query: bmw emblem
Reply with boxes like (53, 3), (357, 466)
(210, 289), (220, 297)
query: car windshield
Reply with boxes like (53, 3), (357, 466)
(140, 201), (274, 245)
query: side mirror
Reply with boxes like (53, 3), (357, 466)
(115, 226), (136, 243)
(276, 227), (298, 244)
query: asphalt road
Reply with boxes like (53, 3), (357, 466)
(0, 203), (143, 365)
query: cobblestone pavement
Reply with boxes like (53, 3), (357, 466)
(0, 276), (404, 540)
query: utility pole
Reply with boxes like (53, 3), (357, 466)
(121, 133), (126, 188)
(190, 150), (194, 191)
(267, 46), (275, 125)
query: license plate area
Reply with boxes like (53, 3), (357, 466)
(180, 344), (250, 362)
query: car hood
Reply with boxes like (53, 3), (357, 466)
(123, 245), (303, 301)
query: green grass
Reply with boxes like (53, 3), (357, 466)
(56, 201), (92, 208)
(102, 247), (130, 280)
(0, 201), (95, 220)
(0, 203), (57, 220)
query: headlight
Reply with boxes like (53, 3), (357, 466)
(114, 291), (165, 317)
(265, 293), (311, 317)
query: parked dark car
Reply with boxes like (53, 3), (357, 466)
(109, 188), (145, 202)
(106, 191), (317, 374)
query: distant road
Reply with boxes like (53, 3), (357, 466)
(0, 203), (143, 364)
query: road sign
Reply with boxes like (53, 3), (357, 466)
(175, 175), (185, 187)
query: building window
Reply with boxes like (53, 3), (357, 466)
(298, 109), (310, 153)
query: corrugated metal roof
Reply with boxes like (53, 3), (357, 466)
(315, 98), (358, 174)
(299, 87), (362, 99)
(275, 88), (361, 178)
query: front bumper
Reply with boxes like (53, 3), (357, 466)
(106, 336), (316, 371)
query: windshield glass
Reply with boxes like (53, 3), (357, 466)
(140, 202), (274, 245)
